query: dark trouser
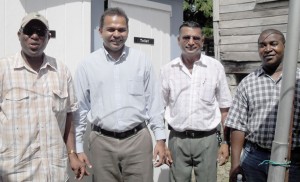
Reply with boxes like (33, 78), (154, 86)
(241, 142), (300, 182)
(168, 129), (218, 182)
(89, 128), (153, 182)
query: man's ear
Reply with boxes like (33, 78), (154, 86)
(201, 35), (205, 44)
(17, 31), (21, 40)
(48, 32), (51, 40)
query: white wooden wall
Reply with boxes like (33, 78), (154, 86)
(109, 0), (171, 76)
(0, 0), (91, 75)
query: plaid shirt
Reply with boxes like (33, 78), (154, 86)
(0, 52), (77, 181)
(225, 67), (300, 149)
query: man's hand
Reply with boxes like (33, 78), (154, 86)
(153, 140), (166, 167)
(229, 165), (244, 182)
(69, 153), (90, 180)
(77, 152), (93, 169)
(217, 143), (230, 166)
(164, 146), (173, 166)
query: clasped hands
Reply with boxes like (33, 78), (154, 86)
(69, 152), (92, 180)
(153, 140), (173, 167)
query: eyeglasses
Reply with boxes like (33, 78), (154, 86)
(182, 35), (202, 42)
(21, 26), (48, 37)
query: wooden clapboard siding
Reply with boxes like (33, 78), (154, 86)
(220, 0), (254, 6)
(220, 8), (288, 21)
(221, 52), (259, 61)
(220, 3), (256, 14)
(222, 60), (261, 74)
(213, 0), (295, 74)
(220, 25), (287, 36)
(221, 35), (258, 45)
(219, 15), (288, 29)
(221, 43), (258, 52)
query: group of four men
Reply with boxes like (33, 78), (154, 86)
(0, 7), (299, 182)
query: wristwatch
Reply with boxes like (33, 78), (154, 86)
(68, 149), (77, 155)
(221, 141), (230, 145)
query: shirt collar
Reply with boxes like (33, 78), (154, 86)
(103, 46), (127, 62)
(255, 66), (282, 81)
(14, 52), (57, 71)
(255, 66), (265, 77)
(171, 54), (207, 67)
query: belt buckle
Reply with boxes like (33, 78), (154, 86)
(185, 131), (195, 138)
(118, 132), (126, 138)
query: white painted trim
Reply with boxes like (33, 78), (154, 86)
(213, 0), (220, 61)
(256, 0), (278, 3)
(109, 0), (172, 14)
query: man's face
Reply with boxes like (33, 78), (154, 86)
(18, 20), (49, 58)
(258, 33), (285, 69)
(99, 15), (128, 52)
(178, 27), (204, 56)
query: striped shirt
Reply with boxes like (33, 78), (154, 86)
(0, 52), (77, 181)
(161, 54), (232, 131)
(74, 46), (165, 153)
(225, 67), (300, 149)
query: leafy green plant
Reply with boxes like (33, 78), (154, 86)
(183, 0), (213, 38)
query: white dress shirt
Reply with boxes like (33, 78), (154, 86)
(161, 54), (232, 132)
(74, 46), (166, 152)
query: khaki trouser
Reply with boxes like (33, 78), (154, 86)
(169, 131), (218, 182)
(89, 128), (153, 182)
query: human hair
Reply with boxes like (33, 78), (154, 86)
(258, 29), (286, 44)
(100, 7), (129, 29)
(178, 21), (201, 34)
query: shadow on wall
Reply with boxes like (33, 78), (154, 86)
(19, 0), (90, 13)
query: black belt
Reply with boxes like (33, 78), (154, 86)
(247, 141), (300, 154)
(168, 125), (216, 138)
(246, 141), (271, 152)
(246, 141), (300, 162)
(92, 122), (147, 139)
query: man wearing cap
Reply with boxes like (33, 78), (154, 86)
(0, 12), (88, 181)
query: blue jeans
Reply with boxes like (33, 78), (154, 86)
(241, 142), (300, 182)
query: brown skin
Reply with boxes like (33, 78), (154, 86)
(178, 26), (204, 73)
(258, 32), (285, 80)
(77, 14), (168, 168)
(64, 113), (90, 180)
(229, 130), (245, 182)
(177, 26), (230, 165)
(218, 108), (230, 166)
(18, 21), (88, 180)
(99, 15), (128, 60)
(18, 22), (50, 72)
(229, 31), (285, 181)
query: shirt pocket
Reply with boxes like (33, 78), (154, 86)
(127, 78), (144, 96)
(52, 90), (68, 112)
(2, 91), (29, 119)
(200, 82), (216, 103)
